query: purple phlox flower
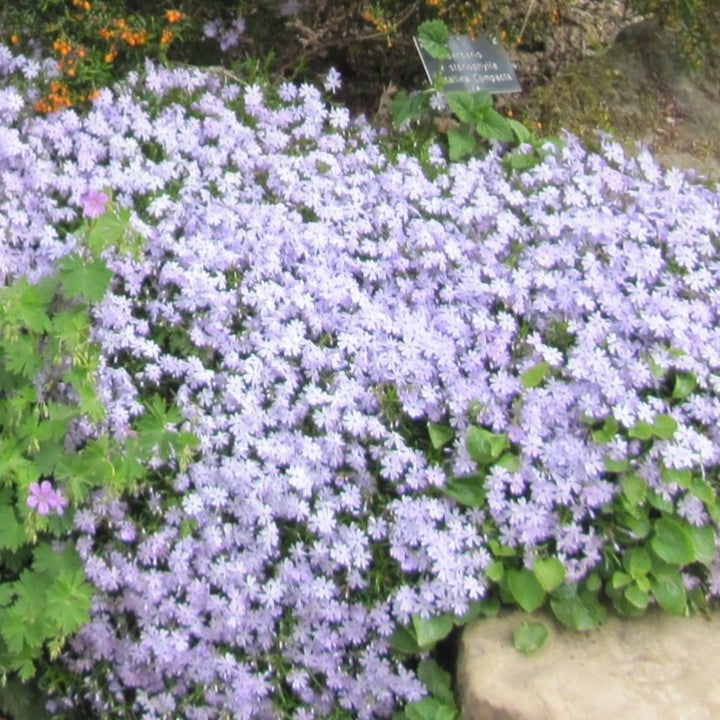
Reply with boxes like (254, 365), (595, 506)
(323, 67), (342, 94)
(27, 480), (68, 516)
(80, 189), (109, 218)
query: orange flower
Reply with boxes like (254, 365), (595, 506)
(165, 10), (184, 24)
(10, 34), (19, 45)
(53, 39), (72, 56)
(104, 50), (116, 63)
(160, 29), (173, 44)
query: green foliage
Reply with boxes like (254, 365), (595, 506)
(0, 203), (196, 687)
(399, 659), (458, 720)
(626, 0), (719, 67)
(412, 613), (455, 650)
(416, 20), (450, 60)
(397, 396), (720, 716)
(390, 19), (556, 167)
(513, 620), (548, 655)
(0, 0), (195, 113)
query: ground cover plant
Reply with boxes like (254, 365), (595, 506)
(0, 16), (719, 720)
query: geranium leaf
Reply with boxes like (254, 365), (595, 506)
(417, 20), (450, 60)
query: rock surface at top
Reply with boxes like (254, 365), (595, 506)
(457, 609), (720, 720)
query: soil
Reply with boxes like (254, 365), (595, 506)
(502, 6), (720, 181)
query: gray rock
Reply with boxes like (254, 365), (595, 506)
(457, 609), (720, 720)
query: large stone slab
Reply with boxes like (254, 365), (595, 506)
(457, 609), (720, 720)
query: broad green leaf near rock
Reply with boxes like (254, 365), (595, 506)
(412, 613), (455, 649)
(417, 658), (455, 706)
(513, 621), (548, 655)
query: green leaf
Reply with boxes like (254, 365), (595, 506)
(533, 557), (565, 593)
(489, 539), (518, 558)
(650, 550), (680, 581)
(417, 19), (450, 60)
(0, 506), (25, 550)
(687, 476), (720, 523)
(391, 91), (430, 128)
(653, 414), (678, 439)
(443, 473), (486, 507)
(685, 524), (716, 565)
(584, 573), (602, 593)
(0, 676), (53, 719)
(58, 254), (113, 302)
(389, 625), (420, 655)
(32, 542), (83, 578)
(651, 517), (696, 565)
(447, 126), (476, 162)
(624, 583), (649, 609)
(417, 658), (455, 705)
(623, 547), (652, 578)
(86, 206), (131, 256)
(496, 452), (520, 472)
(505, 148), (540, 171)
(485, 559), (505, 583)
(2, 276), (54, 333)
(621, 474), (647, 506)
(52, 305), (91, 352)
(456, 596), (500, 623)
(405, 697), (457, 720)
(0, 610), (27, 654)
(475, 108), (514, 142)
(15, 653), (36, 683)
(428, 423), (454, 450)
(672, 373), (696, 400)
(445, 91), (491, 123)
(651, 575), (687, 615)
(507, 118), (532, 143)
(507, 568), (545, 613)
(604, 456), (631, 473)
(520, 361), (549, 389)
(46, 569), (92, 635)
(611, 571), (633, 590)
(550, 595), (605, 631)
(592, 416), (619, 444)
(134, 395), (185, 460)
(412, 613), (455, 649)
(648, 490), (674, 514)
(628, 421), (654, 440)
(466, 426), (509, 466)
(513, 621), (548, 655)
(660, 467), (692, 487)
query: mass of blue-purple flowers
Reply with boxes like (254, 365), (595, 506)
(1, 41), (720, 719)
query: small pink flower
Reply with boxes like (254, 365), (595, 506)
(80, 189), (109, 218)
(27, 480), (68, 516)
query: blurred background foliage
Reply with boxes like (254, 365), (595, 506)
(1, 0), (717, 116)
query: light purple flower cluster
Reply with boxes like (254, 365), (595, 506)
(203, 14), (247, 52)
(0, 44), (719, 719)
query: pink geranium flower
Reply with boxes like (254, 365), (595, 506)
(27, 480), (68, 516)
(80, 189), (109, 218)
